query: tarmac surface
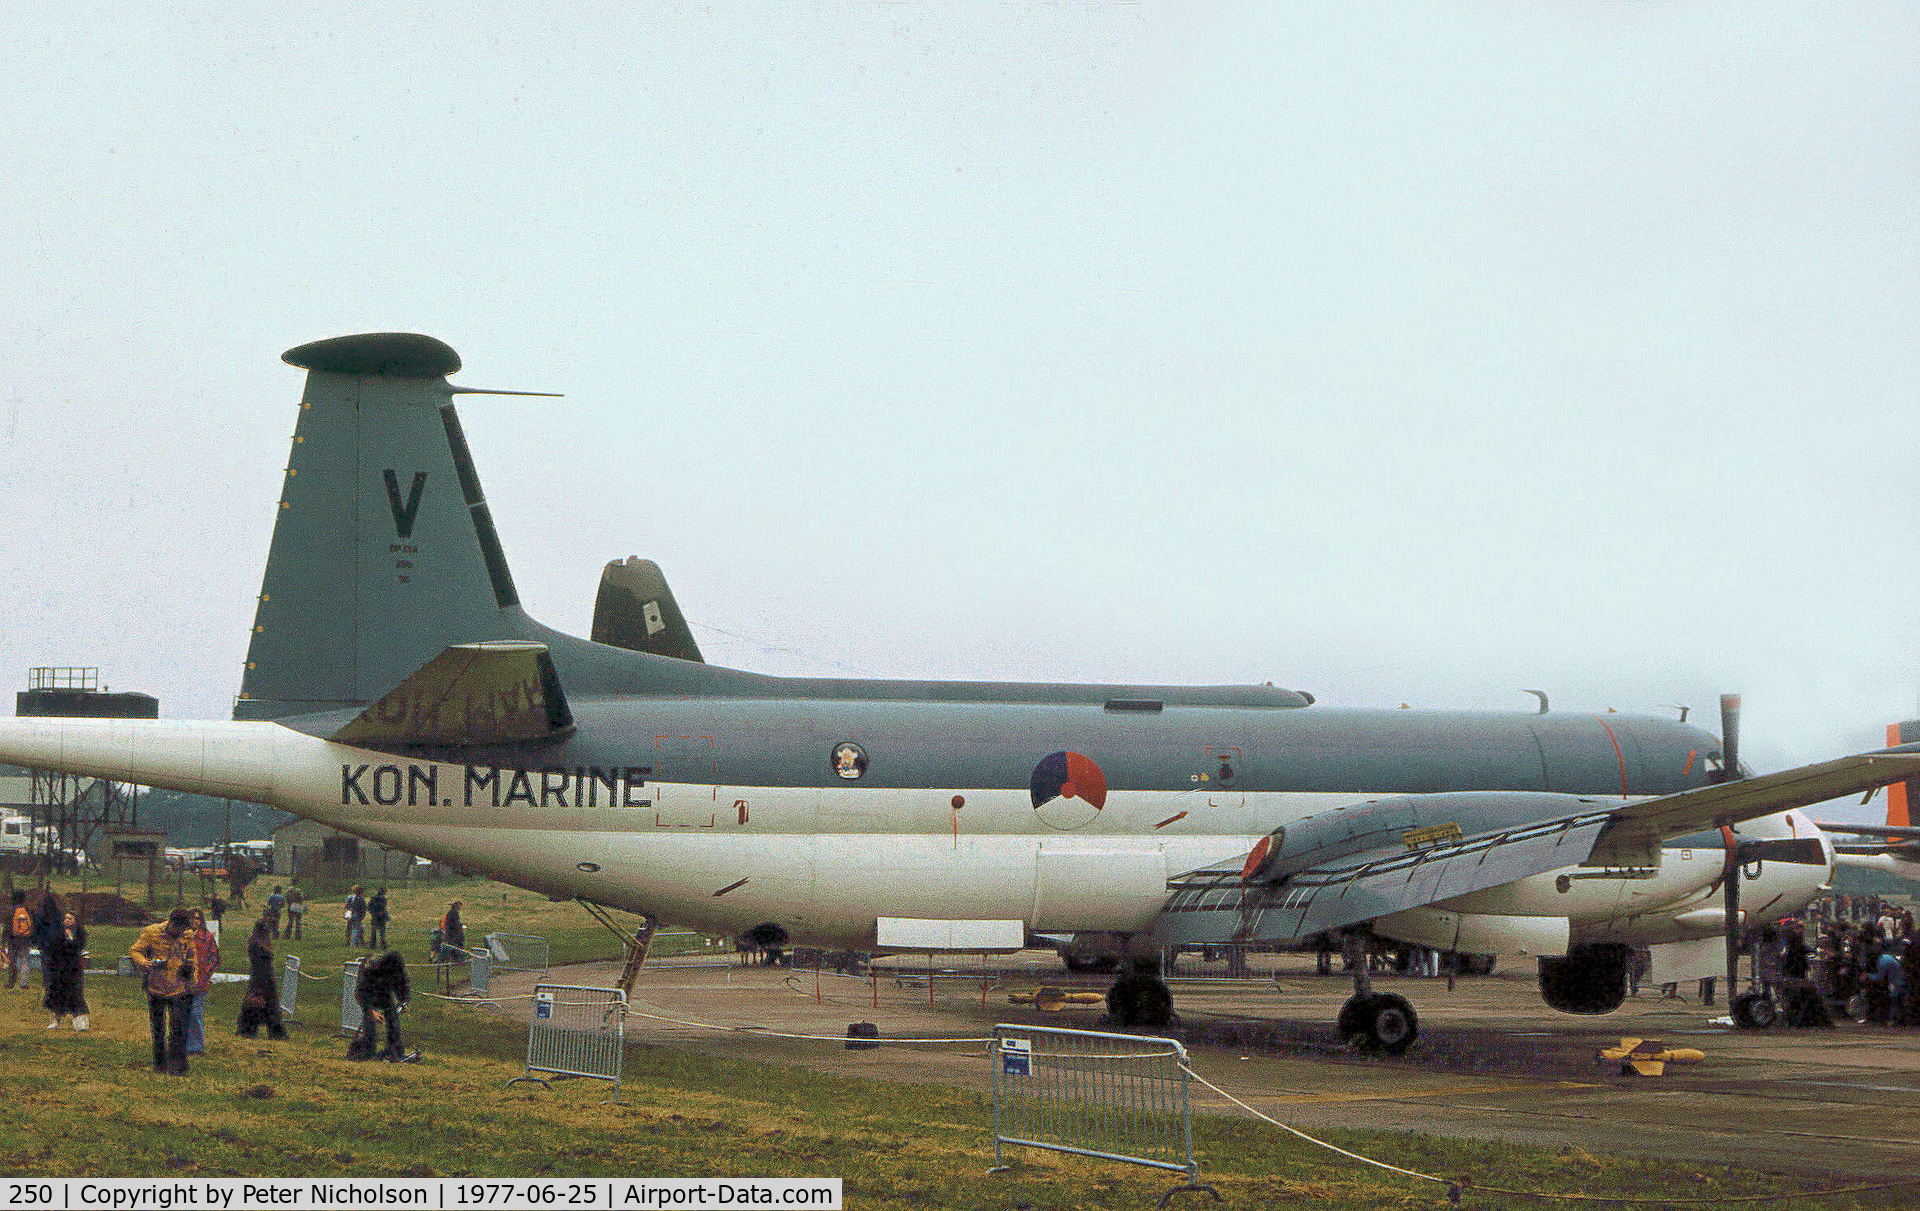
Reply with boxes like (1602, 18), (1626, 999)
(485, 950), (1920, 1184)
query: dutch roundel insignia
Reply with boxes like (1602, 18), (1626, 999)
(1029, 751), (1107, 830)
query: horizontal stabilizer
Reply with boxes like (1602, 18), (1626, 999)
(330, 642), (574, 749)
(1818, 821), (1920, 841)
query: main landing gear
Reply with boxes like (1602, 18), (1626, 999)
(1336, 934), (1419, 1055)
(1105, 961), (1176, 1029)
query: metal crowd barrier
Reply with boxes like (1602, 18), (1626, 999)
(468, 948), (491, 997)
(280, 954), (301, 1016)
(486, 932), (550, 974)
(506, 983), (626, 1102)
(339, 957), (364, 1034)
(989, 1024), (1216, 1205)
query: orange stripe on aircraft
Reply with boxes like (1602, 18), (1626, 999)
(1888, 724), (1912, 829)
(1595, 717), (1629, 799)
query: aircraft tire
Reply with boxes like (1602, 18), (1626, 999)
(1338, 993), (1418, 1055)
(1336, 995), (1372, 1045)
(1732, 991), (1777, 1030)
(1364, 993), (1419, 1055)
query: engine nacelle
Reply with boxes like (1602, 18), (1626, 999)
(1537, 942), (1632, 1014)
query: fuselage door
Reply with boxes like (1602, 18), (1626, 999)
(652, 733), (719, 828)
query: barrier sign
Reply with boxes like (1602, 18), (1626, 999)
(1000, 1036), (1032, 1077)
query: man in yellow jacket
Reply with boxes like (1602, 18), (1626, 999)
(129, 907), (196, 1074)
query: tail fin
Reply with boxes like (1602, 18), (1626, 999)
(1888, 722), (1918, 829)
(235, 334), (552, 721)
(590, 557), (705, 663)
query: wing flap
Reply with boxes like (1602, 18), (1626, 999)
(330, 642), (575, 748)
(1153, 810), (1612, 947)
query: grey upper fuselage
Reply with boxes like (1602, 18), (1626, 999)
(275, 611), (1724, 802)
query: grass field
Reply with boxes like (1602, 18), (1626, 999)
(2, 876), (1911, 1208)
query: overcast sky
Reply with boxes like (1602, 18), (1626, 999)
(1, 5), (1914, 821)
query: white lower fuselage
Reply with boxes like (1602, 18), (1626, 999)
(0, 717), (1828, 954)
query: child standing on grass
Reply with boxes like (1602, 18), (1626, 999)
(285, 882), (305, 940)
(184, 907), (219, 1056)
(6, 890), (32, 991)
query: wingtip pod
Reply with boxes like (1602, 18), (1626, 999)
(282, 333), (461, 378)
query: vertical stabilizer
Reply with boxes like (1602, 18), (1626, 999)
(591, 557), (705, 663)
(235, 334), (544, 720)
(1888, 722), (1918, 828)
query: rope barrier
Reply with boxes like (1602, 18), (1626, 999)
(625, 1004), (995, 1046)
(1179, 1062), (1920, 1206)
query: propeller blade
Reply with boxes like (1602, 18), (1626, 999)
(1718, 693), (1743, 783)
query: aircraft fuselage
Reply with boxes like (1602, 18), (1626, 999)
(5, 697), (1823, 956)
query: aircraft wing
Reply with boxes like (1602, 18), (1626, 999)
(1154, 808), (1616, 947)
(1588, 748), (1920, 865)
(1153, 748), (1920, 948)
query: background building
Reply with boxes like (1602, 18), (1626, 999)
(270, 818), (455, 887)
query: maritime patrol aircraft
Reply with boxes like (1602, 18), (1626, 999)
(2, 332), (1914, 1052)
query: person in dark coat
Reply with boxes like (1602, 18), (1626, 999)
(367, 888), (390, 950)
(236, 919), (288, 1040)
(1777, 923), (1832, 1028)
(42, 906), (89, 1030)
(438, 900), (465, 962)
(348, 949), (412, 1061)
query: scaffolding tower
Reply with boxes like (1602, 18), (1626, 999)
(11, 667), (158, 888)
